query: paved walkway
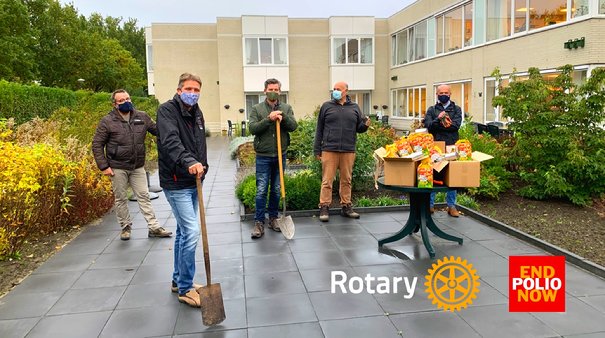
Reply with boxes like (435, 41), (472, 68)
(1, 136), (605, 338)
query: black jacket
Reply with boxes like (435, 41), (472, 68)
(313, 97), (369, 155)
(424, 101), (462, 145)
(156, 94), (208, 190)
(92, 109), (157, 171)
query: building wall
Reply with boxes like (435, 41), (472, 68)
(216, 18), (245, 131)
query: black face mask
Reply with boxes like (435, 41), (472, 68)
(437, 95), (450, 104)
(118, 101), (134, 113)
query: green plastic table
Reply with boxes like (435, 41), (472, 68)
(377, 178), (463, 258)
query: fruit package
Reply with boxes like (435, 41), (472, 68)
(417, 158), (433, 188)
(384, 136), (413, 158)
(430, 145), (444, 163)
(408, 132), (434, 156)
(455, 139), (473, 161)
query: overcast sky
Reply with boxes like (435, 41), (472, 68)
(58, 0), (416, 27)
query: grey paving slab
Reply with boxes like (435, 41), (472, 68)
(26, 311), (112, 338)
(324, 223), (369, 237)
(299, 267), (357, 293)
(130, 263), (174, 285)
(458, 304), (558, 337)
(208, 243), (243, 261)
(243, 240), (291, 257)
(246, 293), (316, 327)
(292, 250), (350, 270)
(99, 306), (178, 337)
(32, 253), (97, 274)
(578, 294), (605, 313)
(175, 329), (248, 338)
(9, 271), (82, 294)
(320, 315), (401, 338)
(530, 297), (605, 336)
(308, 291), (384, 320)
(0, 291), (63, 320)
(248, 322), (323, 338)
(244, 271), (306, 298)
(71, 267), (136, 289)
(243, 254), (298, 275)
(360, 220), (406, 234)
(341, 248), (404, 266)
(389, 311), (481, 338)
(116, 282), (180, 310)
(0, 317), (39, 338)
(565, 265), (605, 297)
(103, 237), (155, 253)
(47, 286), (126, 315)
(213, 275), (245, 300)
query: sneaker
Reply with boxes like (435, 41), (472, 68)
(148, 227), (172, 238)
(120, 225), (131, 241)
(178, 289), (201, 308)
(448, 207), (460, 217)
(171, 281), (203, 293)
(319, 205), (330, 222)
(341, 205), (360, 219)
(251, 221), (265, 239)
(268, 217), (281, 232)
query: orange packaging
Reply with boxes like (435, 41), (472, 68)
(417, 159), (433, 188)
(455, 139), (473, 161)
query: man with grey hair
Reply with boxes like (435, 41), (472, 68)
(157, 73), (208, 308)
(92, 89), (172, 241)
(314, 81), (371, 222)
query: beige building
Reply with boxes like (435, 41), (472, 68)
(146, 0), (605, 133)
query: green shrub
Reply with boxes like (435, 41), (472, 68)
(287, 118), (316, 164)
(493, 65), (605, 205)
(0, 80), (77, 124)
(355, 195), (408, 207)
(236, 170), (321, 211)
(457, 194), (479, 210)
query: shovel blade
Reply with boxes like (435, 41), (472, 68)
(277, 216), (295, 239)
(197, 283), (226, 326)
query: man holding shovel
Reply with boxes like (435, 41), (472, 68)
(248, 78), (298, 239)
(157, 73), (208, 307)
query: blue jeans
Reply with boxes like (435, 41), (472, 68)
(255, 155), (283, 223)
(430, 189), (457, 208)
(164, 188), (200, 295)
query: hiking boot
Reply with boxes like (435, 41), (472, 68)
(448, 207), (460, 217)
(268, 217), (281, 232)
(148, 227), (172, 238)
(430, 207), (435, 214)
(341, 205), (360, 219)
(319, 205), (330, 222)
(120, 225), (131, 241)
(251, 221), (265, 239)
(171, 281), (203, 293)
(178, 289), (201, 308)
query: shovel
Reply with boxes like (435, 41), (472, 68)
(275, 119), (295, 239)
(195, 178), (226, 326)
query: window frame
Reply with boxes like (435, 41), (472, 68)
(331, 37), (374, 65)
(243, 37), (288, 66)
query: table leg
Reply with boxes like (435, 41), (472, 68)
(378, 199), (419, 247)
(426, 218), (463, 245)
(417, 195), (436, 258)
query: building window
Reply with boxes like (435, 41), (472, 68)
(572, 0), (590, 18)
(392, 87), (426, 119)
(601, 0), (605, 14)
(332, 37), (373, 64)
(436, 3), (470, 54)
(245, 93), (288, 119)
(487, 0), (511, 41)
(528, 0), (567, 29)
(244, 37), (287, 65)
(392, 19), (428, 66)
(146, 45), (153, 71)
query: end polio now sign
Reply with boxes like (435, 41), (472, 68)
(509, 256), (566, 312)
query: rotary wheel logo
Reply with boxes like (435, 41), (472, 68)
(425, 256), (480, 312)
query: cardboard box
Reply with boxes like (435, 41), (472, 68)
(434, 141), (446, 153)
(441, 151), (494, 188)
(374, 147), (424, 186)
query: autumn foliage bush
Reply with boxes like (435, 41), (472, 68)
(0, 119), (113, 258)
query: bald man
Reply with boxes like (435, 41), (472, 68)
(314, 81), (371, 222)
(424, 84), (463, 217)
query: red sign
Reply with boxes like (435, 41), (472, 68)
(509, 256), (565, 312)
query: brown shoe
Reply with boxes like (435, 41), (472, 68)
(341, 205), (360, 219)
(267, 217), (281, 232)
(120, 225), (131, 241)
(251, 221), (265, 239)
(319, 205), (329, 222)
(148, 227), (172, 238)
(448, 207), (460, 217)
(178, 289), (201, 308)
(430, 207), (435, 214)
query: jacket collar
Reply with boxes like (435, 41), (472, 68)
(173, 94), (198, 118)
(332, 95), (352, 105)
(110, 108), (135, 122)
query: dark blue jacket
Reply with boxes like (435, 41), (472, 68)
(424, 101), (462, 146)
(313, 97), (369, 155)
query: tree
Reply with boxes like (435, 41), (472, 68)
(0, 0), (36, 82)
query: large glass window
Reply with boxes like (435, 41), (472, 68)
(348, 92), (371, 115)
(528, 0), (567, 30)
(464, 3), (473, 47)
(396, 31), (408, 64)
(572, 0), (590, 17)
(391, 87), (426, 118)
(436, 16), (444, 54)
(414, 22), (427, 60)
(601, 0), (605, 14)
(444, 6), (463, 52)
(333, 37), (373, 64)
(245, 37), (287, 65)
(391, 20), (428, 66)
(487, 0), (511, 41)
(514, 0), (528, 33)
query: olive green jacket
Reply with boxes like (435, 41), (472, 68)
(248, 99), (298, 157)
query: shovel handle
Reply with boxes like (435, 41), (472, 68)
(196, 178), (212, 286)
(276, 120), (286, 198)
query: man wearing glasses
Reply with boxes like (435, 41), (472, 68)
(93, 89), (172, 240)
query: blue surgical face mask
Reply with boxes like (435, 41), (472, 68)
(438, 94), (450, 104)
(180, 92), (199, 106)
(117, 101), (134, 113)
(332, 90), (342, 101)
